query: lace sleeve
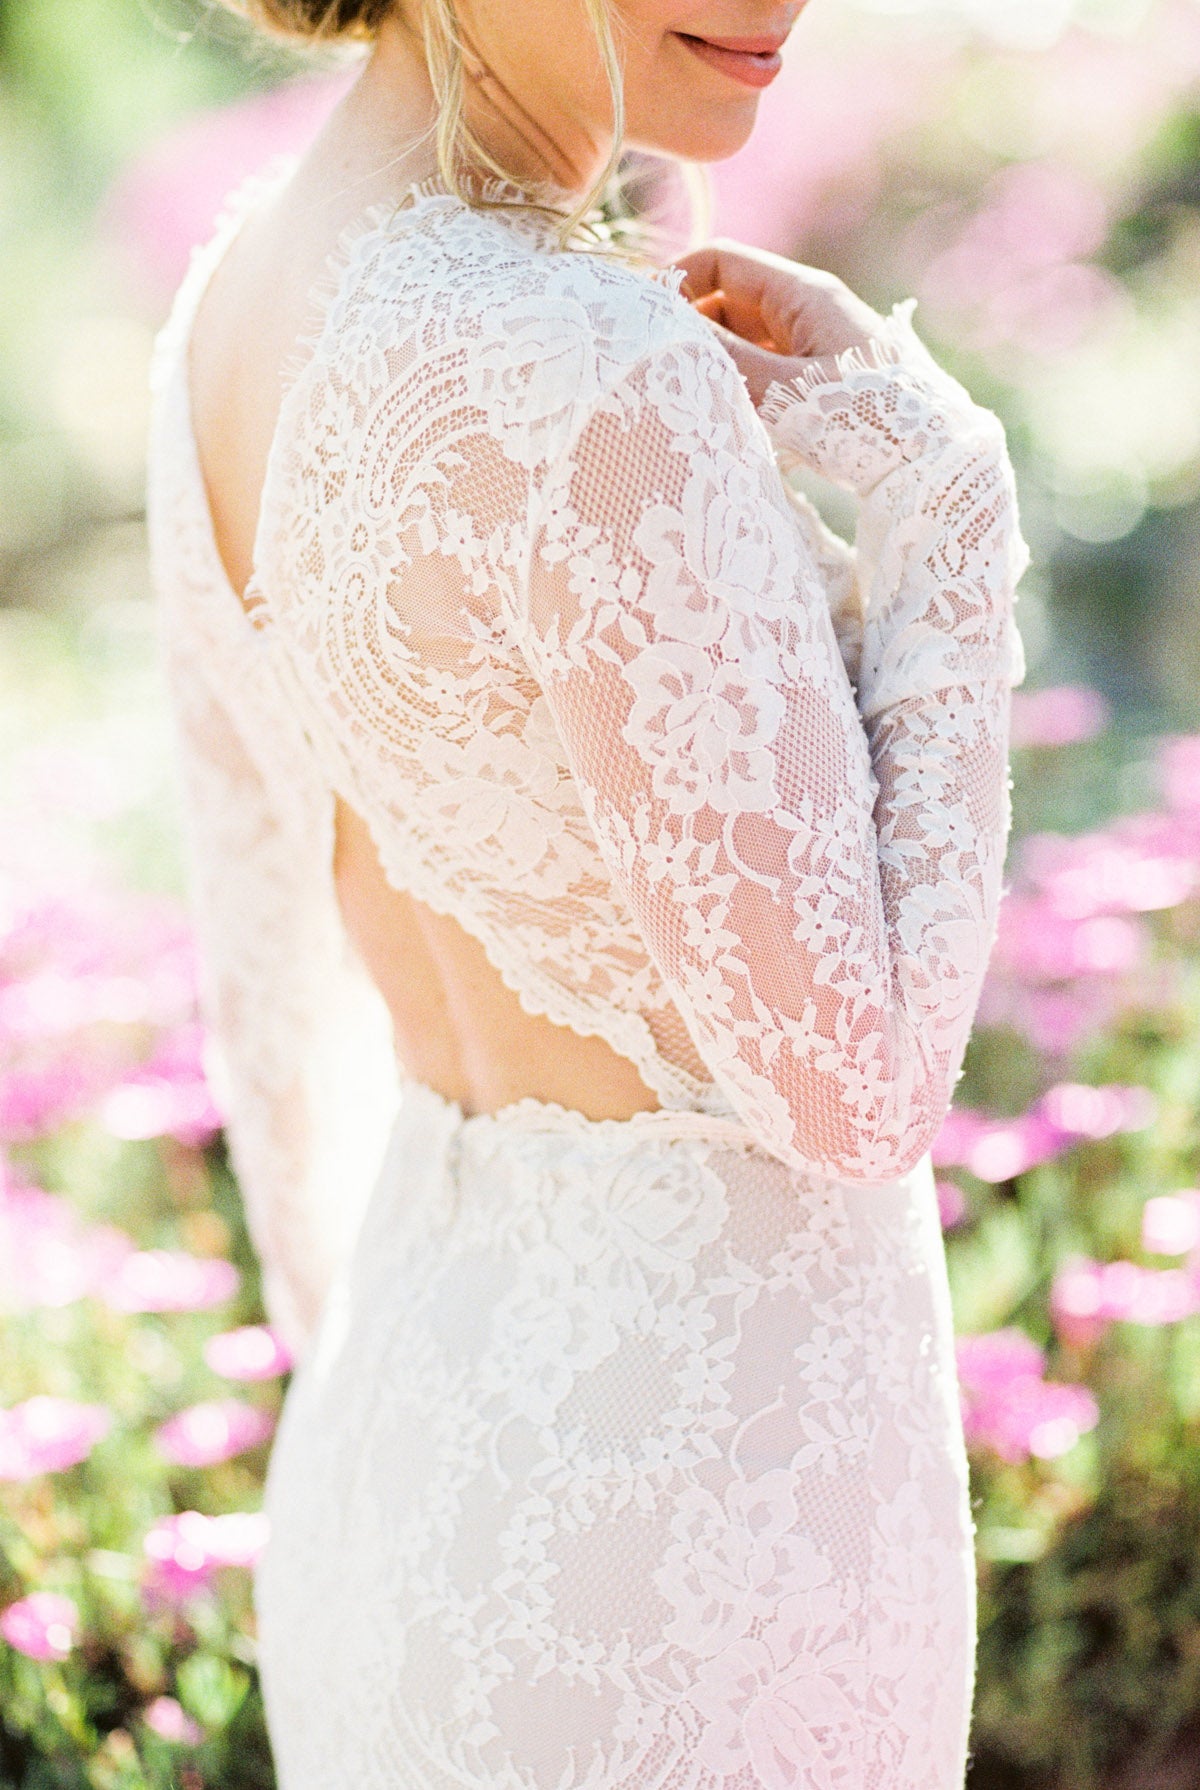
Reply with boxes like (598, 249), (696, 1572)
(517, 314), (1027, 1181)
(160, 627), (399, 1355)
(778, 481), (864, 688)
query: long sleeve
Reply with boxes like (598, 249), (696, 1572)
(515, 308), (1026, 1182)
(159, 620), (400, 1355)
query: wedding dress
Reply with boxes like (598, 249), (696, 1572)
(147, 159), (1026, 1789)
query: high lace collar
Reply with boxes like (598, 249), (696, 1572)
(392, 166), (631, 257)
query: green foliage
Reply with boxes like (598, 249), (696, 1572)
(0, 1145), (279, 1789)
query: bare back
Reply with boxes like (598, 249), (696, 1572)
(187, 87), (660, 1123)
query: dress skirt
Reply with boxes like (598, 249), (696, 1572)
(255, 1081), (976, 1790)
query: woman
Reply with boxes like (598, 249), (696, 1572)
(147, 0), (1027, 1781)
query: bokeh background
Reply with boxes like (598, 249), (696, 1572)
(3, 0), (1200, 1784)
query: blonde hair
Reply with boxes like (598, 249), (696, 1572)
(216, 0), (627, 243)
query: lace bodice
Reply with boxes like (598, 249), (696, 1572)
(148, 165), (1026, 1351)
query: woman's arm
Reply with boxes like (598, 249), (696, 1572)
(515, 308), (1026, 1182)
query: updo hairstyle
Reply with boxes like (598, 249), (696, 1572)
(222, 3), (391, 40)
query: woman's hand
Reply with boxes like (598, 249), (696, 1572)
(675, 240), (887, 408)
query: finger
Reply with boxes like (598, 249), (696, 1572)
(675, 242), (778, 317)
(691, 291), (726, 324)
(690, 284), (778, 348)
(678, 242), (854, 359)
(675, 238), (802, 301)
(699, 316), (808, 406)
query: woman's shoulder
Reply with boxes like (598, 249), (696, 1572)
(316, 192), (727, 460)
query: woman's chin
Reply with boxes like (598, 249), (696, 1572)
(629, 101), (764, 167)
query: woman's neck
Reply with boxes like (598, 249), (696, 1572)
(368, 11), (607, 199)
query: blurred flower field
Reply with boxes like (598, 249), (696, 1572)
(3, 0), (1200, 1786)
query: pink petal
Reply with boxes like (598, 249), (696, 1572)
(0, 1397), (111, 1480)
(142, 1510), (269, 1602)
(956, 1328), (1046, 1393)
(0, 1180), (134, 1311)
(1142, 1193), (1200, 1257)
(99, 1027), (223, 1147)
(156, 1399), (274, 1468)
(206, 1510), (270, 1567)
(1, 1592), (79, 1662)
(1051, 1254), (1200, 1336)
(1039, 1083), (1155, 1141)
(1050, 1257), (1111, 1347)
(1010, 685), (1109, 750)
(960, 1357), (1099, 1464)
(203, 1325), (293, 1381)
(936, 1180), (967, 1230)
(101, 1250), (239, 1314)
(143, 1696), (203, 1745)
(931, 1106), (992, 1169)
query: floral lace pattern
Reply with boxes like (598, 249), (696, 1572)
(151, 171), (1024, 1325)
(255, 1084), (976, 1790)
(148, 165), (1025, 1787)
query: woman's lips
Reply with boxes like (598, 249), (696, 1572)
(676, 32), (785, 89)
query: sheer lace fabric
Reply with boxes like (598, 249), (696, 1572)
(257, 1086), (976, 1790)
(148, 164), (1025, 1788)
(151, 172), (1024, 1337)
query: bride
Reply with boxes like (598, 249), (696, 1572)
(147, 0), (1027, 1782)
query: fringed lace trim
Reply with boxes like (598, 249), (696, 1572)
(758, 298), (925, 433)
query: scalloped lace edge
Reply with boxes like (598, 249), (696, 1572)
(400, 1078), (759, 1146)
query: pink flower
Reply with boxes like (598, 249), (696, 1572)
(936, 1180), (967, 1230)
(968, 1112), (1068, 1183)
(975, 262), (1125, 361)
(0, 890), (208, 1146)
(956, 1328), (1046, 1391)
(0, 1060), (109, 1142)
(156, 1399), (274, 1468)
(992, 896), (1144, 982)
(932, 1107), (1067, 1182)
(1039, 1083), (1156, 1142)
(1021, 825), (1198, 920)
(1142, 1193), (1200, 1257)
(918, 162), (1119, 362)
(933, 1086), (1154, 1183)
(1050, 1257), (1113, 1347)
(956, 1329), (1098, 1463)
(101, 1249), (239, 1314)
(935, 162), (1109, 294)
(0, 1397), (112, 1480)
(1014, 1382), (1100, 1462)
(1010, 685), (1110, 750)
(978, 980), (1127, 1058)
(99, 1022), (223, 1147)
(143, 1510), (269, 1601)
(1, 1592), (79, 1662)
(1051, 1255), (1200, 1346)
(0, 892), (199, 1035)
(1124, 1268), (1200, 1326)
(143, 1696), (203, 1745)
(0, 1174), (133, 1311)
(931, 1107), (994, 1168)
(204, 1325), (293, 1382)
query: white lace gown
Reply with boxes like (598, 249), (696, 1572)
(147, 162), (1027, 1790)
